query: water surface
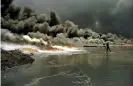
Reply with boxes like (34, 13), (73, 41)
(2, 47), (133, 86)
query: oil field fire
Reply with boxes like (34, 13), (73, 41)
(1, 42), (84, 55)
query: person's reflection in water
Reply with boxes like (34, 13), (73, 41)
(105, 52), (109, 62)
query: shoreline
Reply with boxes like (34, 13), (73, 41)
(1, 41), (133, 50)
(1, 49), (35, 70)
(83, 44), (133, 47)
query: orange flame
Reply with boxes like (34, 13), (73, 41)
(47, 47), (63, 51)
(23, 48), (38, 52)
(67, 44), (73, 48)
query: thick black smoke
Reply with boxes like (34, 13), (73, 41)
(14, 0), (133, 38)
(1, 0), (13, 16)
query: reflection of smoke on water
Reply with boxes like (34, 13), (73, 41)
(24, 62), (92, 86)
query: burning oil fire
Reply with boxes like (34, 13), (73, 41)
(1, 42), (83, 55)
(22, 35), (81, 53)
(22, 48), (38, 52)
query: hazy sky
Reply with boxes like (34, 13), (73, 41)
(14, 0), (133, 37)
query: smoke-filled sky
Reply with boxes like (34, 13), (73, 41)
(14, 0), (133, 37)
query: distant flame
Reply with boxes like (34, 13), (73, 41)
(47, 47), (63, 51)
(22, 48), (38, 52)
(67, 44), (73, 48)
(1, 42), (82, 55)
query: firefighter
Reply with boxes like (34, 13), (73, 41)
(106, 41), (111, 53)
